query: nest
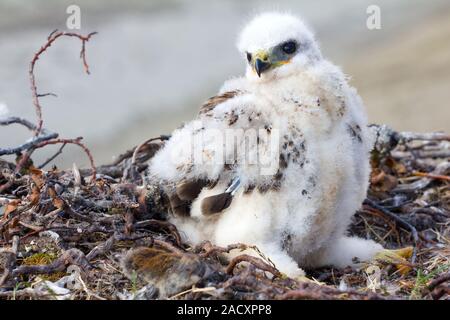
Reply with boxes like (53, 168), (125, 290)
(0, 31), (449, 300)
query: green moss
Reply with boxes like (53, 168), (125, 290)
(21, 252), (66, 282)
(22, 252), (57, 265)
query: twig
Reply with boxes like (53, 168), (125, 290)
(134, 219), (182, 247)
(0, 235), (19, 287)
(0, 148), (38, 193)
(364, 198), (418, 263)
(77, 274), (106, 300)
(0, 287), (67, 299)
(0, 203), (31, 232)
(0, 116), (38, 131)
(426, 272), (450, 293)
(430, 285), (450, 300)
(394, 161), (449, 192)
(0, 117), (58, 156)
(113, 135), (169, 166)
(392, 150), (450, 159)
(399, 131), (450, 142)
(412, 171), (450, 182)
(38, 143), (67, 169)
(226, 254), (281, 278)
(124, 209), (135, 236)
(34, 137), (96, 181)
(86, 233), (117, 261)
(168, 286), (217, 300)
(0, 30), (97, 193)
(121, 136), (168, 182)
(37, 93), (58, 98)
(0, 132), (58, 156)
(278, 283), (384, 300)
(12, 248), (90, 276)
(131, 136), (168, 165)
(197, 241), (250, 257)
(30, 30), (97, 136)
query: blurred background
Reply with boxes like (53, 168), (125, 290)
(0, 0), (449, 169)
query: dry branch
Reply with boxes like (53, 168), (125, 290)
(0, 30), (97, 195)
(0, 235), (19, 287)
(34, 138), (96, 180)
(12, 248), (90, 277)
(0, 117), (58, 156)
(426, 272), (450, 294)
(364, 198), (419, 263)
(226, 254), (282, 278)
(30, 30), (97, 136)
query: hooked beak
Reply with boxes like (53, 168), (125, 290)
(253, 51), (271, 77)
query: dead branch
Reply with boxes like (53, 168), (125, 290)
(0, 287), (65, 299)
(12, 248), (90, 277)
(121, 136), (168, 182)
(425, 272), (450, 294)
(124, 209), (134, 236)
(394, 161), (449, 192)
(0, 235), (19, 287)
(131, 136), (169, 165)
(393, 150), (450, 159)
(364, 198), (418, 263)
(412, 171), (450, 182)
(30, 30), (97, 136)
(0, 116), (37, 131)
(399, 131), (450, 142)
(226, 254), (282, 278)
(0, 117), (58, 156)
(134, 219), (182, 247)
(278, 283), (385, 300)
(38, 143), (67, 169)
(430, 286), (450, 300)
(34, 137), (96, 180)
(86, 233), (117, 261)
(112, 135), (169, 166)
(0, 31), (98, 195)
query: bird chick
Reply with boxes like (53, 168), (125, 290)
(146, 12), (386, 278)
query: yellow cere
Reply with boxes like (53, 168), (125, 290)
(254, 50), (269, 61)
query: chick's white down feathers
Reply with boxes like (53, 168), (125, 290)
(148, 12), (383, 277)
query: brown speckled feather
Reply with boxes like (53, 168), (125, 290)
(164, 90), (244, 217)
(176, 179), (208, 201)
(198, 90), (242, 116)
(168, 179), (221, 217)
(201, 192), (233, 216)
(167, 192), (190, 217)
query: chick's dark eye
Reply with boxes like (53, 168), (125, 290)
(246, 52), (252, 63)
(282, 41), (297, 54)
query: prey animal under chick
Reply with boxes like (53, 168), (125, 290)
(138, 12), (387, 278)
